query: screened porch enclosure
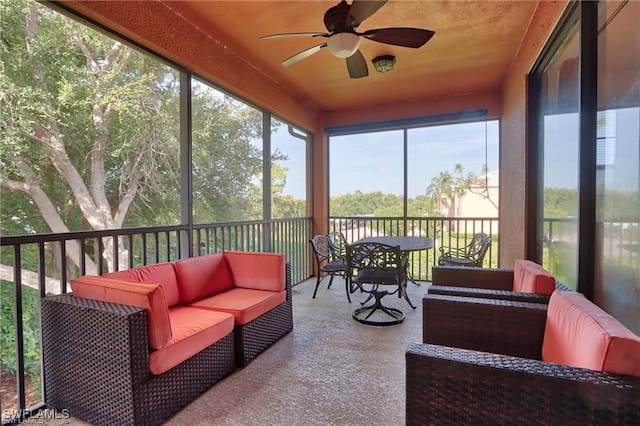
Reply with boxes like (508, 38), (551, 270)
(2, 0), (640, 424)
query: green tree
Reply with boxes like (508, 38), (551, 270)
(543, 188), (578, 218)
(271, 162), (305, 218)
(1, 0), (181, 273)
(426, 171), (454, 215)
(190, 84), (264, 223)
(0, 0), (266, 276)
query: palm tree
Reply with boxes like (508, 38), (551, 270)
(426, 172), (454, 216)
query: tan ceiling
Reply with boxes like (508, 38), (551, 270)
(161, 1), (540, 113)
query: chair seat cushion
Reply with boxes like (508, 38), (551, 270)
(149, 306), (234, 375)
(542, 291), (640, 377)
(321, 259), (347, 273)
(354, 268), (401, 285)
(513, 260), (555, 294)
(189, 287), (286, 325)
(440, 257), (476, 267)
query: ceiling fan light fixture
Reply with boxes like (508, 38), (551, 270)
(372, 55), (396, 73)
(327, 32), (361, 58)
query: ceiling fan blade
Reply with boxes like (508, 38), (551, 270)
(282, 43), (327, 67)
(260, 32), (328, 40)
(361, 27), (435, 48)
(346, 49), (368, 79)
(348, 0), (388, 27)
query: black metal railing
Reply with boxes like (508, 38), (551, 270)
(4, 213), (637, 423)
(0, 217), (311, 424)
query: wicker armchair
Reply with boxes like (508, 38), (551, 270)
(438, 232), (491, 267)
(428, 263), (568, 303)
(406, 294), (640, 425)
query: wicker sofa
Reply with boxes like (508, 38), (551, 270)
(406, 292), (640, 425)
(41, 251), (293, 426)
(428, 259), (565, 303)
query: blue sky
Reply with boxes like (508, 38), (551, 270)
(272, 120), (500, 199)
(329, 120), (500, 198)
(273, 109), (639, 199)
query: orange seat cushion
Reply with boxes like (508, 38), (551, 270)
(512, 259), (555, 294)
(70, 275), (172, 350)
(189, 287), (286, 325)
(542, 291), (640, 377)
(223, 251), (286, 292)
(149, 306), (234, 375)
(105, 262), (181, 307)
(174, 254), (235, 303)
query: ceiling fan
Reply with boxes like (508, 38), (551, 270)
(260, 0), (435, 79)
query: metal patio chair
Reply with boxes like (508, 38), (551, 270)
(346, 241), (414, 326)
(309, 234), (350, 302)
(438, 232), (492, 268)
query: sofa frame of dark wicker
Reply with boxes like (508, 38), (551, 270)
(429, 265), (570, 303)
(406, 293), (640, 425)
(234, 263), (293, 367)
(41, 263), (293, 426)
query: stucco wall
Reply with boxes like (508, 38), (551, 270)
(499, 0), (568, 266)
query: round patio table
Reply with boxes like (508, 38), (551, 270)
(355, 236), (433, 252)
(355, 236), (433, 287)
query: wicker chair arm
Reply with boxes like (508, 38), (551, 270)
(428, 285), (552, 303)
(41, 294), (151, 388)
(423, 294), (547, 359)
(431, 265), (514, 290)
(406, 342), (640, 425)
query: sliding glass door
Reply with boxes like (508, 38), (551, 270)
(594, 0), (640, 333)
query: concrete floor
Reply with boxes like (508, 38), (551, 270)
(44, 276), (427, 426)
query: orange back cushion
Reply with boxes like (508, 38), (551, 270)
(224, 251), (286, 292)
(542, 291), (640, 377)
(174, 254), (234, 303)
(105, 262), (181, 307)
(70, 275), (172, 350)
(513, 259), (555, 294)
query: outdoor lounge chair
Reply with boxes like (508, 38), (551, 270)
(406, 292), (640, 425)
(438, 232), (492, 267)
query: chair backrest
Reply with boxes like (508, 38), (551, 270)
(458, 233), (492, 266)
(327, 231), (347, 258)
(465, 233), (489, 256)
(309, 234), (331, 264)
(346, 241), (405, 284)
(471, 235), (492, 266)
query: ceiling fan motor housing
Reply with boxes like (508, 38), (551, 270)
(324, 1), (352, 32)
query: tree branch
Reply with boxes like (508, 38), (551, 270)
(1, 156), (97, 274)
(101, 40), (123, 72)
(72, 34), (98, 72)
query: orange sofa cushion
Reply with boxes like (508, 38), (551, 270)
(223, 251), (286, 292)
(70, 275), (172, 350)
(512, 260), (555, 294)
(105, 262), (181, 307)
(189, 287), (286, 325)
(149, 306), (234, 375)
(542, 291), (640, 377)
(174, 254), (234, 303)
